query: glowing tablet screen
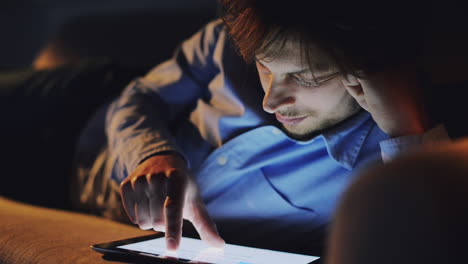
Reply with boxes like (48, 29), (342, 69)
(118, 236), (320, 264)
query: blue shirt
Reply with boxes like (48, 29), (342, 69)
(82, 19), (447, 253)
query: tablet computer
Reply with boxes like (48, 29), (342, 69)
(92, 233), (321, 264)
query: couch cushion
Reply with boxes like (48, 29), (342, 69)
(0, 197), (152, 263)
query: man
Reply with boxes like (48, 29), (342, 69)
(73, 0), (448, 256)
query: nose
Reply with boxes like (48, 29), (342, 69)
(262, 77), (295, 114)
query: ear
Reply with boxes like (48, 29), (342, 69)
(342, 74), (368, 111)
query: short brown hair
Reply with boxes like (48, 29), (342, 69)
(220, 0), (426, 77)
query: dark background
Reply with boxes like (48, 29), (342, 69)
(0, 0), (467, 209)
(0, 0), (219, 68)
(1, 0), (467, 83)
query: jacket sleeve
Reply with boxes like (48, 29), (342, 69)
(105, 19), (225, 179)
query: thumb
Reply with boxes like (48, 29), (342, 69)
(189, 197), (225, 248)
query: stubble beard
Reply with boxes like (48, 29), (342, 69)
(280, 101), (362, 141)
(281, 117), (341, 141)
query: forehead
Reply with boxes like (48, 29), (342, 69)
(256, 40), (332, 73)
(257, 40), (303, 65)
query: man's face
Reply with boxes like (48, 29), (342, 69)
(256, 40), (361, 140)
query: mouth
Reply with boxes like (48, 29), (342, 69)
(275, 113), (308, 126)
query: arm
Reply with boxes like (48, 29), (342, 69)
(106, 20), (226, 250)
(106, 20), (224, 175)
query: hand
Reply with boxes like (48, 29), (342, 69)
(119, 154), (225, 251)
(342, 65), (432, 138)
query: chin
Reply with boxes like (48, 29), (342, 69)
(281, 124), (323, 141)
(281, 117), (344, 141)
(280, 106), (362, 141)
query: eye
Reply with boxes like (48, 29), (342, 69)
(291, 74), (320, 87)
(291, 72), (339, 88)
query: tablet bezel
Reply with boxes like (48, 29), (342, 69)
(91, 233), (322, 264)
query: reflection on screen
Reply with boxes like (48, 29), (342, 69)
(118, 236), (319, 264)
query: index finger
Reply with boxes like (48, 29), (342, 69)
(164, 169), (188, 251)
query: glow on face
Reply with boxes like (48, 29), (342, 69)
(256, 40), (360, 139)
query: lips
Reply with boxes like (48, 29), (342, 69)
(275, 113), (307, 125)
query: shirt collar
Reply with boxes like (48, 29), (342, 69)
(321, 111), (375, 170)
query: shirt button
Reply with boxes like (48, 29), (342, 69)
(217, 156), (228, 165)
(272, 128), (282, 135)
